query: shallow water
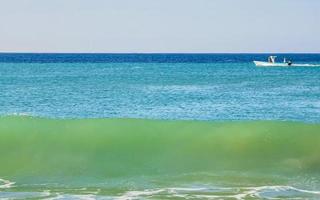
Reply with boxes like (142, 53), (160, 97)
(0, 117), (320, 199)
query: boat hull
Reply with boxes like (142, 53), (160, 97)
(253, 61), (289, 67)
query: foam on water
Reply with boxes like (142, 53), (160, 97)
(1, 185), (319, 199)
(116, 185), (320, 199)
(0, 178), (15, 189)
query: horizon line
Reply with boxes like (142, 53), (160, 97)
(0, 52), (320, 54)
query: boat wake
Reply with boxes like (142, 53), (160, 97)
(291, 63), (320, 67)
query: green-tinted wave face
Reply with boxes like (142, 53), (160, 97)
(0, 117), (320, 199)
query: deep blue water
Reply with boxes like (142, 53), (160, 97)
(1, 53), (320, 63)
(0, 53), (319, 122)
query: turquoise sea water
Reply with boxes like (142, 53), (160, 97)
(1, 54), (320, 122)
(0, 54), (320, 199)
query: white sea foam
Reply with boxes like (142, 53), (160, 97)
(46, 194), (98, 200)
(116, 189), (165, 200)
(1, 184), (319, 199)
(115, 185), (320, 200)
(0, 178), (15, 189)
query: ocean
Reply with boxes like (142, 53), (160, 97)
(0, 53), (320, 199)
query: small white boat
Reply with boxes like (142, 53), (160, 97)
(253, 61), (290, 67)
(254, 56), (292, 67)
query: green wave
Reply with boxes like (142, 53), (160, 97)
(0, 116), (319, 188)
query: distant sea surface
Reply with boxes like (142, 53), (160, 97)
(1, 53), (320, 199)
(0, 53), (319, 122)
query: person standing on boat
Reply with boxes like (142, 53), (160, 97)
(284, 58), (293, 66)
(268, 56), (276, 63)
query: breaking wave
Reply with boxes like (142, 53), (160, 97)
(0, 116), (319, 199)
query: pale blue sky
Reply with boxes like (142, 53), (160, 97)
(1, 0), (319, 53)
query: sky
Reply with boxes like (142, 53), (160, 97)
(0, 0), (319, 53)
